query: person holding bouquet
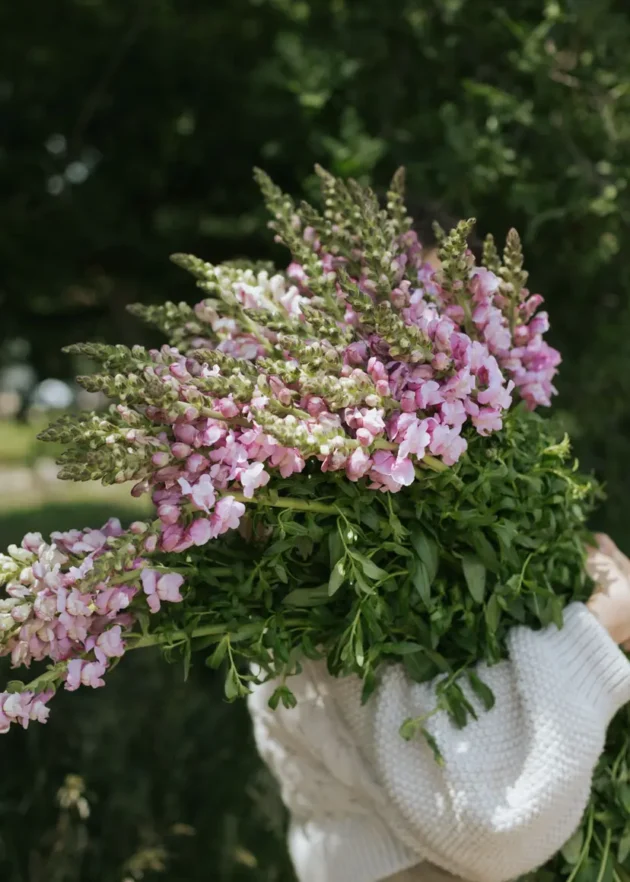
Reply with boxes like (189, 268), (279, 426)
(249, 534), (630, 882)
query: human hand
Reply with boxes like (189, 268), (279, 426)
(586, 534), (630, 648)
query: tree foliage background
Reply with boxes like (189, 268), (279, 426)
(1, 0), (629, 879)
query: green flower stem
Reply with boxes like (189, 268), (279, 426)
(200, 408), (249, 427)
(20, 618), (308, 691)
(128, 623), (248, 650)
(595, 830), (612, 882)
(226, 492), (339, 515)
(127, 617), (305, 652)
(18, 663), (67, 694)
(371, 438), (449, 472)
(111, 569), (145, 585)
(566, 805), (595, 882)
(372, 438), (396, 451)
(420, 454), (450, 473)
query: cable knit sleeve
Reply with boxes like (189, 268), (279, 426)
(248, 603), (630, 882)
(342, 603), (630, 882)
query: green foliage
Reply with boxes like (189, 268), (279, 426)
(153, 406), (594, 720)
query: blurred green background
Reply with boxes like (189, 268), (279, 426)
(1, 0), (630, 878)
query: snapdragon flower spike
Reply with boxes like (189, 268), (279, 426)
(0, 689), (53, 733)
(0, 522), (185, 733)
(41, 168), (561, 550)
(68, 187), (563, 505)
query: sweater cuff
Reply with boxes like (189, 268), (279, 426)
(515, 602), (630, 724)
(289, 815), (418, 882)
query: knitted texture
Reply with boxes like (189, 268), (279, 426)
(248, 604), (630, 882)
(383, 869), (459, 882)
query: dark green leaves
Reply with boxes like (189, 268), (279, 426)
(381, 641), (423, 655)
(269, 685), (297, 710)
(5, 680), (26, 694)
(398, 715), (445, 766)
(467, 671), (495, 711)
(485, 593), (501, 632)
(618, 826), (630, 864)
(411, 530), (439, 582)
(328, 558), (346, 595)
(410, 530), (439, 605)
(412, 559), (432, 605)
(560, 828), (584, 866)
(351, 551), (389, 582)
(282, 586), (330, 607)
(471, 530), (499, 572)
(462, 554), (486, 603)
(618, 784), (630, 815)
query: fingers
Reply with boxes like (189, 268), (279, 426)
(587, 538), (630, 646)
(585, 547), (620, 588)
(594, 534), (630, 582)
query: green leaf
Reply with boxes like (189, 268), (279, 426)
(560, 828), (584, 865)
(443, 683), (476, 727)
(404, 651), (439, 683)
(467, 671), (496, 711)
(381, 641), (423, 655)
(462, 554), (486, 603)
(359, 507), (381, 532)
(618, 825), (630, 864)
(135, 610), (150, 636)
(493, 521), (517, 551)
(515, 534), (539, 550)
(421, 728), (445, 766)
(328, 558), (346, 596)
(274, 564), (288, 584)
(351, 551), (389, 581)
(224, 667), (242, 701)
(412, 560), (432, 605)
(360, 670), (378, 705)
(269, 685), (297, 710)
(550, 594), (564, 629)
(192, 634), (221, 652)
(282, 586), (330, 607)
(328, 530), (344, 568)
(399, 716), (421, 741)
(295, 536), (314, 559)
(5, 680), (25, 694)
(266, 538), (295, 556)
(206, 636), (229, 670)
(381, 541), (413, 557)
(472, 530), (499, 572)
(183, 640), (192, 681)
(388, 509), (406, 542)
(572, 860), (598, 882)
(618, 783), (630, 814)
(411, 530), (439, 582)
(485, 594), (501, 632)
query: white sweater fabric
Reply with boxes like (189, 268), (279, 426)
(248, 603), (630, 882)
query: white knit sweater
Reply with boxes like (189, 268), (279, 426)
(248, 604), (630, 882)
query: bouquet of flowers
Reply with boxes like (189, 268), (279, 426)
(1, 167), (627, 881)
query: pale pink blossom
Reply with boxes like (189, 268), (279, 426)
(178, 474), (216, 512)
